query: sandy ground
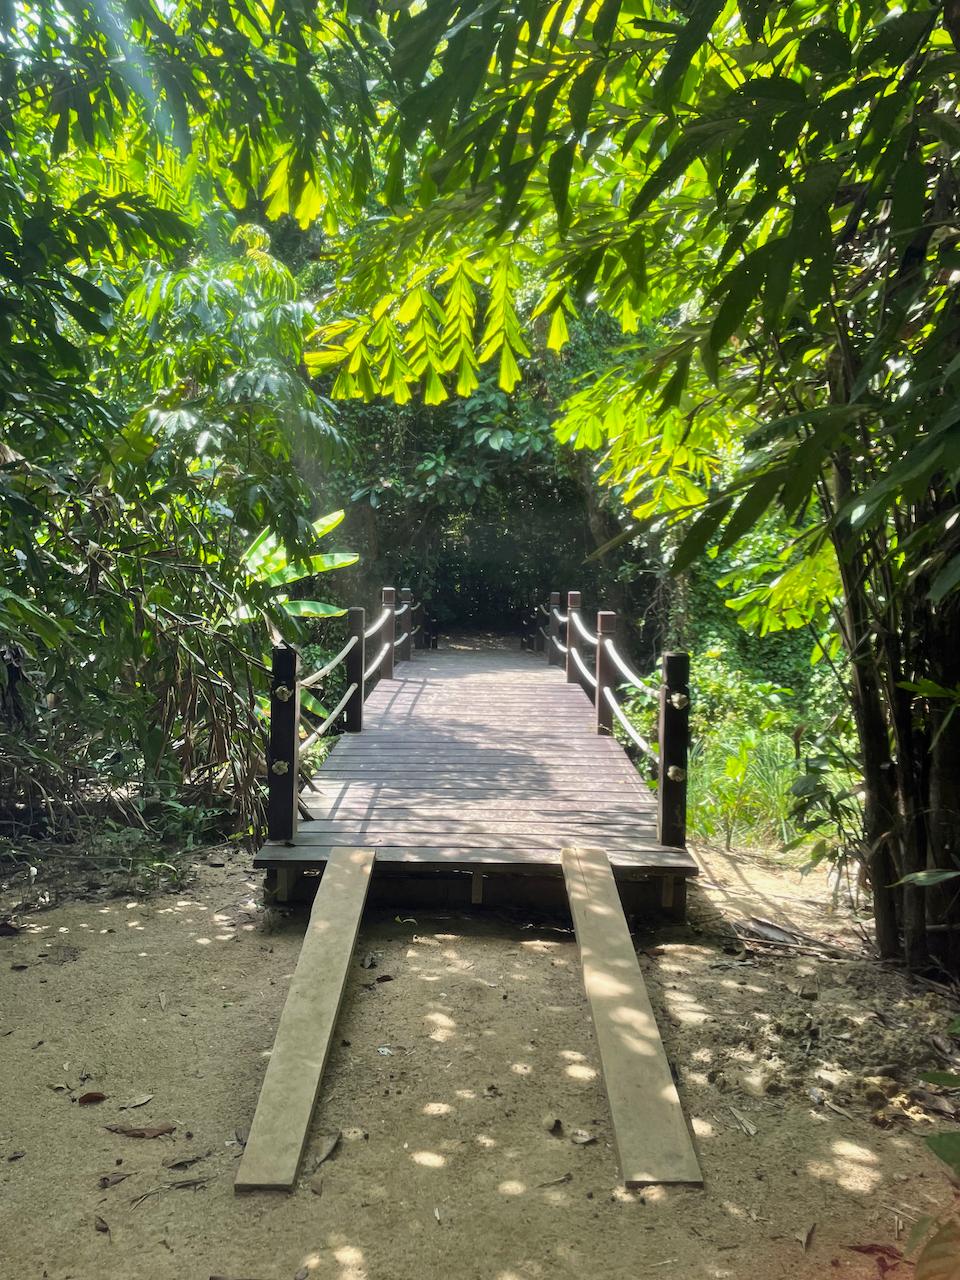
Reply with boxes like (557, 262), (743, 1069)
(1, 844), (958, 1280)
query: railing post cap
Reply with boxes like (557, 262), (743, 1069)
(567, 590), (582, 608)
(400, 586), (413, 601)
(549, 590), (561, 605)
(597, 610), (616, 633)
(382, 586), (396, 604)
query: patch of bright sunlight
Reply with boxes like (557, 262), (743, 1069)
(807, 1138), (881, 1192)
(422, 1102), (452, 1117)
(565, 1062), (597, 1081)
(411, 1150), (446, 1168)
(425, 1011), (456, 1042)
(498, 1179), (526, 1196)
(660, 987), (710, 1026)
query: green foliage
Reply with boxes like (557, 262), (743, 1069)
(303, 0), (960, 966)
(679, 648), (804, 849)
(1, 230), (354, 844)
(913, 1131), (960, 1280)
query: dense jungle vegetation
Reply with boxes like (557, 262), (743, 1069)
(3, 0), (960, 1015)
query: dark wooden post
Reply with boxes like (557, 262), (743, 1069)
(596, 610), (616, 735)
(344, 607), (365, 733)
(382, 586), (396, 680)
(565, 590), (582, 687)
(398, 588), (413, 663)
(658, 651), (690, 848)
(267, 644), (299, 843)
(547, 590), (562, 666)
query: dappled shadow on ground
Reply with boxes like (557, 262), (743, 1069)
(0, 847), (956, 1280)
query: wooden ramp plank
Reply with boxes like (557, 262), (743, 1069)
(561, 845), (703, 1187)
(235, 848), (375, 1192)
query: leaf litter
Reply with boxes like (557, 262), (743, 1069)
(105, 1123), (176, 1139)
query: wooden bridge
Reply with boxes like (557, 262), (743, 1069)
(236, 589), (702, 1196)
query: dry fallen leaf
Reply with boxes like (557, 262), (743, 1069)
(105, 1123), (176, 1139)
(158, 991), (167, 1012)
(163, 1151), (209, 1171)
(7, 1151), (25, 1162)
(77, 1092), (107, 1106)
(536, 1172), (573, 1188)
(234, 1126), (250, 1148)
(119, 1094), (153, 1110)
(570, 1129), (597, 1146)
(98, 1171), (132, 1190)
(94, 1216), (110, 1236)
(729, 1106), (758, 1137)
(313, 1130), (341, 1165)
(309, 1173), (324, 1197)
(797, 1223), (816, 1252)
(434, 1206), (441, 1224)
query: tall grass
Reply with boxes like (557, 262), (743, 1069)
(687, 728), (799, 849)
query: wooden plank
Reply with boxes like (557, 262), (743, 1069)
(255, 841), (698, 874)
(300, 821), (659, 836)
(561, 845), (702, 1187)
(235, 848), (375, 1192)
(278, 832), (660, 852)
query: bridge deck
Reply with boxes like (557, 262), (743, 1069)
(255, 644), (698, 885)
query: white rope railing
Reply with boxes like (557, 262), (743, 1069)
(603, 687), (658, 762)
(364, 641), (389, 681)
(571, 645), (597, 688)
(603, 638), (658, 698)
(552, 606), (568, 625)
(394, 602), (410, 618)
(363, 607), (391, 640)
(395, 629), (410, 649)
(570, 611), (598, 646)
(300, 682), (359, 752)
(300, 634), (359, 690)
(551, 634), (568, 655)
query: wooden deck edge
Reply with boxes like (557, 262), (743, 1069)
(234, 848), (375, 1193)
(252, 843), (699, 878)
(561, 845), (703, 1188)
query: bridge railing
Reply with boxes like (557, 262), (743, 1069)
(267, 586), (431, 843)
(534, 589), (690, 849)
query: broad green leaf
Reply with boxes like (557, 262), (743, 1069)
(893, 870), (960, 888)
(264, 553), (359, 586)
(281, 600), (347, 618)
(915, 1213), (960, 1280)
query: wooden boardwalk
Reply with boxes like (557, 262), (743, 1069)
(242, 639), (703, 1192)
(255, 643), (698, 890)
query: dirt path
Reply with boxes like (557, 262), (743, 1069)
(0, 845), (957, 1280)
